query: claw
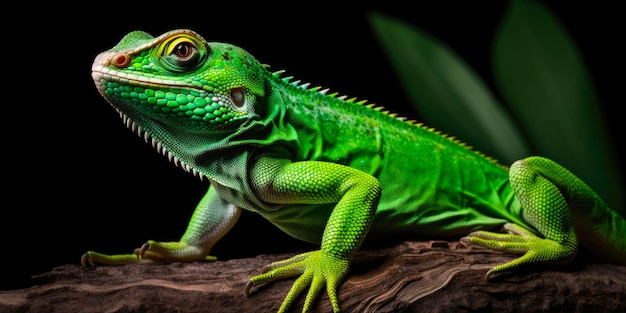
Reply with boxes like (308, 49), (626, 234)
(244, 280), (255, 297)
(139, 242), (151, 257)
(484, 268), (506, 281)
(459, 236), (471, 248)
(81, 253), (94, 268)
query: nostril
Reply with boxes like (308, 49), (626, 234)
(111, 53), (131, 68)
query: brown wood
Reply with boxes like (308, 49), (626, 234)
(2, 241), (624, 312)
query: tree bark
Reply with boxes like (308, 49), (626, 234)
(1, 241), (625, 313)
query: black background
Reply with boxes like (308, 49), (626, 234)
(3, 2), (622, 290)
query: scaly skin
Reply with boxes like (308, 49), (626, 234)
(86, 29), (626, 312)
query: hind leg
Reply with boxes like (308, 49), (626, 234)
(461, 157), (578, 279)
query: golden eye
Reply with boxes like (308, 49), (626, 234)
(159, 36), (207, 72)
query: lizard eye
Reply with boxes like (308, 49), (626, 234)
(173, 42), (196, 61)
(159, 35), (208, 73)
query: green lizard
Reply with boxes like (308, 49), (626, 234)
(85, 29), (626, 312)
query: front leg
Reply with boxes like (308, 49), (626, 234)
(82, 185), (241, 266)
(246, 157), (382, 313)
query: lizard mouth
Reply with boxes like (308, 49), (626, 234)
(92, 53), (248, 132)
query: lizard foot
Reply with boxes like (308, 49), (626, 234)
(460, 223), (577, 280)
(245, 250), (349, 313)
(81, 241), (216, 267)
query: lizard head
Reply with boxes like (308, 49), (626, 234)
(91, 29), (266, 135)
(91, 29), (277, 180)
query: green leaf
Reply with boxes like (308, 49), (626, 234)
(492, 0), (623, 210)
(367, 11), (531, 165)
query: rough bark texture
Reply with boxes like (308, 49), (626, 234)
(2, 241), (625, 313)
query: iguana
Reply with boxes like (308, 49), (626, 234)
(85, 29), (626, 312)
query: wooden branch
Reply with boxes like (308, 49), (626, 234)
(2, 241), (624, 312)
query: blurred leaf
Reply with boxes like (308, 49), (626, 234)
(367, 11), (531, 165)
(492, 0), (623, 210)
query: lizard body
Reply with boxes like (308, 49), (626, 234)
(85, 29), (626, 312)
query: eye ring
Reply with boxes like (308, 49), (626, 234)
(158, 35), (208, 72)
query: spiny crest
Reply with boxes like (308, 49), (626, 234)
(268, 68), (502, 166)
(117, 110), (207, 181)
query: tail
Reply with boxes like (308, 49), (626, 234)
(525, 156), (626, 265)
